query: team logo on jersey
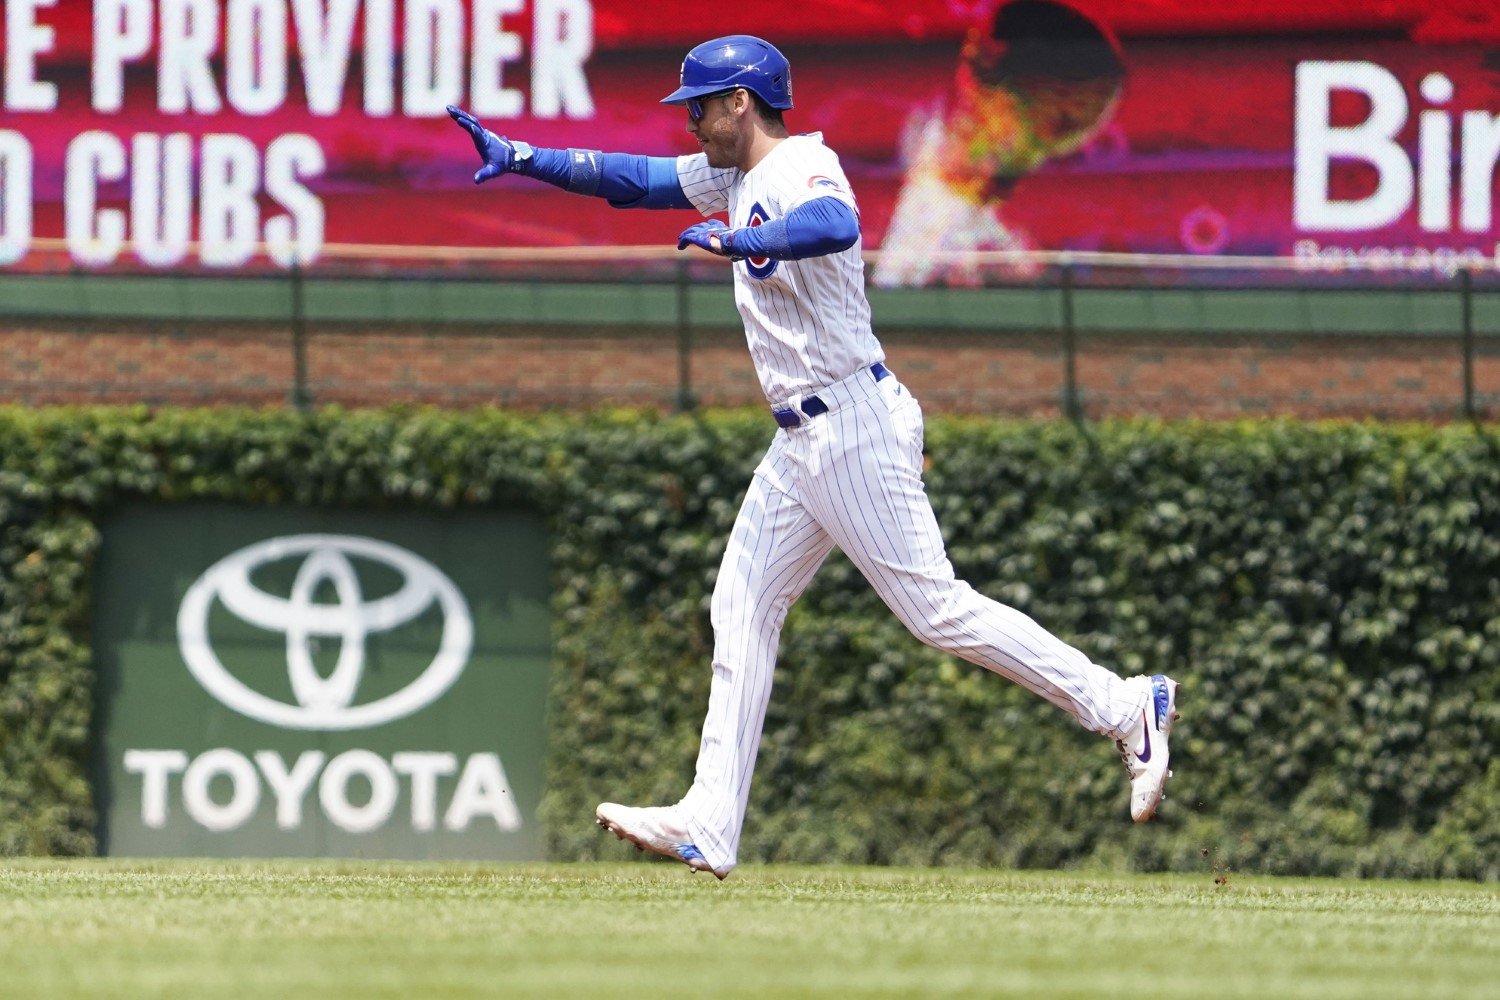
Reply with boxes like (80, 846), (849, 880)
(808, 175), (842, 191)
(744, 202), (778, 280)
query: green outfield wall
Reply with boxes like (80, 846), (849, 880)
(4, 272), (1497, 335)
(4, 273), (1496, 421)
(0, 408), (1496, 878)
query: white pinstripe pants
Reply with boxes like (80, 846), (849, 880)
(676, 371), (1148, 875)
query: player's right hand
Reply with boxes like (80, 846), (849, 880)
(677, 220), (744, 260)
(446, 105), (520, 184)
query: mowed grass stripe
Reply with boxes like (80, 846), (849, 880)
(1, 861), (1495, 999)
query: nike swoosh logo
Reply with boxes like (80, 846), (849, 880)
(1137, 712), (1152, 763)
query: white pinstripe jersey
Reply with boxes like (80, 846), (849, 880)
(676, 133), (882, 404)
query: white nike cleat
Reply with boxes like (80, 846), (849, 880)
(595, 802), (724, 879)
(1118, 674), (1180, 823)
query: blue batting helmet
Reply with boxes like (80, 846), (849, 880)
(661, 35), (793, 111)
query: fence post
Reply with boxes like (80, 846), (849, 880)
(1060, 260), (1082, 422)
(1461, 266), (1476, 421)
(675, 256), (696, 411)
(289, 261), (312, 412)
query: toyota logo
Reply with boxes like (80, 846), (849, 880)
(177, 534), (474, 731)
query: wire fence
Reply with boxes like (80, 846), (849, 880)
(2, 240), (1497, 421)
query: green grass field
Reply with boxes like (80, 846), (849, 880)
(1, 860), (1495, 999)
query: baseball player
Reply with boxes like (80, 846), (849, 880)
(448, 35), (1179, 880)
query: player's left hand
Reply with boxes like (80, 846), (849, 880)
(677, 220), (744, 260)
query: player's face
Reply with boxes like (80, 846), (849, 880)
(685, 88), (746, 168)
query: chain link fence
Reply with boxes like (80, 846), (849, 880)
(2, 242), (1496, 420)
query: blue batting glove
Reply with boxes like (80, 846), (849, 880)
(677, 219), (743, 260)
(446, 105), (530, 184)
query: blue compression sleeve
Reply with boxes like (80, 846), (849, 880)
(602, 154), (694, 209)
(519, 147), (691, 209)
(727, 197), (860, 260)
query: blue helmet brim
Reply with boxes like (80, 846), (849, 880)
(660, 83), (733, 106)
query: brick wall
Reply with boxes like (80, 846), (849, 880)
(0, 324), (294, 407)
(1, 320), (1494, 420)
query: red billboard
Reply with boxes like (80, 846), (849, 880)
(4, 1), (1500, 280)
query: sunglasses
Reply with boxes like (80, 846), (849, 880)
(686, 88), (741, 124)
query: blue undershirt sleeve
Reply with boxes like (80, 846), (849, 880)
(518, 147), (691, 209)
(725, 197), (860, 260)
(603, 154), (694, 210)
